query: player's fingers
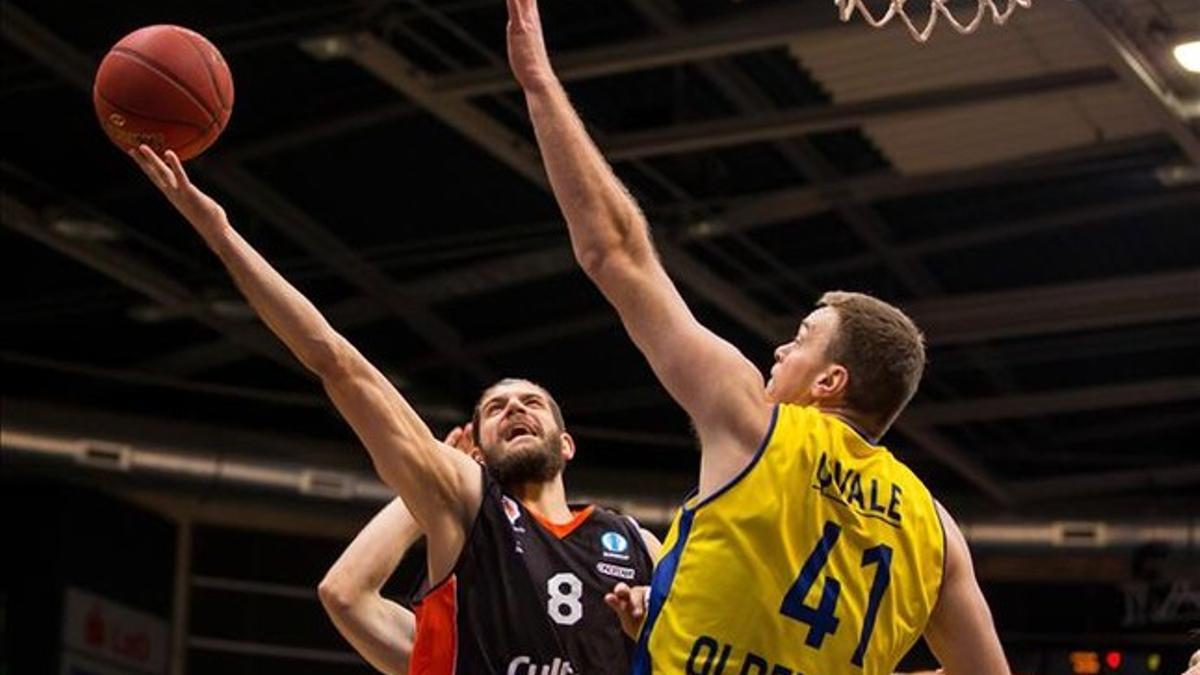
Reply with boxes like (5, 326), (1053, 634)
(135, 145), (172, 189)
(139, 145), (172, 185)
(163, 150), (187, 188)
(128, 148), (155, 180)
(444, 426), (463, 446)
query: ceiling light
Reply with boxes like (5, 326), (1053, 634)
(1155, 163), (1200, 186)
(49, 217), (121, 242)
(209, 299), (254, 320)
(1174, 40), (1200, 73)
(128, 305), (171, 323)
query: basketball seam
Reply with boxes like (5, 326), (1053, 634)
(94, 89), (209, 131)
(110, 47), (217, 123)
(174, 122), (220, 157)
(175, 27), (230, 113)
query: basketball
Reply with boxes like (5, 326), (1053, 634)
(93, 25), (233, 161)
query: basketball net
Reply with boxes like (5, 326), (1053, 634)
(835, 0), (1033, 42)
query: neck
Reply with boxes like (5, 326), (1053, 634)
(506, 474), (573, 523)
(818, 404), (884, 443)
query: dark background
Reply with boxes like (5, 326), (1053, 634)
(2, 0), (1199, 672)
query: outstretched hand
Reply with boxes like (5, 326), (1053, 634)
(604, 582), (648, 639)
(506, 0), (555, 93)
(129, 144), (227, 236)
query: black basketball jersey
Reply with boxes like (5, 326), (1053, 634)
(410, 466), (654, 675)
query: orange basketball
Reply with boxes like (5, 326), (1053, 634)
(93, 25), (234, 161)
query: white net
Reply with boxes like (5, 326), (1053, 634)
(835, 0), (1033, 42)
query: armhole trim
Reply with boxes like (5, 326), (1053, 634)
(932, 498), (949, 612)
(413, 463), (489, 603)
(689, 404), (780, 513)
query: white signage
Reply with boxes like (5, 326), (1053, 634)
(62, 588), (168, 675)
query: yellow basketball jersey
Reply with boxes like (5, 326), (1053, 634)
(634, 404), (945, 675)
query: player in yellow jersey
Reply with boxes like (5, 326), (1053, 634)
(505, 0), (1010, 673)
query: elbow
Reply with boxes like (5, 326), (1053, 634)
(304, 334), (355, 381)
(574, 243), (615, 279)
(317, 572), (360, 615)
(572, 208), (650, 279)
(576, 246), (644, 292)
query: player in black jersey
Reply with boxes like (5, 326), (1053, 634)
(320, 412), (659, 675)
(129, 146), (659, 675)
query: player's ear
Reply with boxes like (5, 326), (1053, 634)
(559, 431), (576, 462)
(814, 364), (849, 401)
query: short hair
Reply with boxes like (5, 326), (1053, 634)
(470, 378), (565, 446)
(818, 291), (925, 430)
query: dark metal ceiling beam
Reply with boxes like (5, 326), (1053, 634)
(1, 4), (492, 384)
(402, 311), (617, 374)
(141, 133), (1172, 378)
(904, 268), (1200, 346)
(197, 159), (494, 382)
(891, 422), (1011, 504)
(303, 32), (547, 186)
(0, 2), (93, 91)
(799, 189), (1200, 280)
(139, 246), (577, 375)
(146, 240), (1200, 381)
(223, 102), (418, 162)
(0, 193), (299, 374)
(1042, 410), (1200, 449)
(1009, 463), (1200, 502)
(930, 322), (1200, 374)
(675, 134), (1165, 239)
(420, 2), (841, 98)
(1066, 0), (1200, 166)
(321, 32), (790, 346)
(908, 378), (1200, 426)
(604, 68), (1119, 161)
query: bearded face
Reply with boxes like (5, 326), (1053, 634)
(481, 423), (565, 486)
(474, 380), (570, 487)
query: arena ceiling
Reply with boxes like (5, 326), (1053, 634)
(2, 0), (1198, 522)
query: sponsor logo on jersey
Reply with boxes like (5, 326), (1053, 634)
(507, 656), (575, 675)
(600, 531), (631, 561)
(501, 495), (526, 537)
(502, 496), (522, 524)
(596, 562), (637, 580)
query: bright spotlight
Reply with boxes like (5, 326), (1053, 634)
(1174, 40), (1200, 74)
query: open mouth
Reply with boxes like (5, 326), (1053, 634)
(503, 421), (537, 442)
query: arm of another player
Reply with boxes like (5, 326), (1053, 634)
(923, 503), (1011, 675)
(505, 0), (771, 477)
(129, 147), (481, 580)
(319, 497), (421, 675)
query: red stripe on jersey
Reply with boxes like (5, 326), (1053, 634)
(411, 574), (458, 675)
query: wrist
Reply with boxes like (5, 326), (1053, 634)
(202, 215), (236, 255)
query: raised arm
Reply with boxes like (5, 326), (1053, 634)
(319, 497), (421, 675)
(924, 503), (1011, 675)
(506, 0), (771, 488)
(130, 147), (480, 580)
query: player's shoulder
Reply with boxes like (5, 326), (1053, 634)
(574, 504), (657, 556)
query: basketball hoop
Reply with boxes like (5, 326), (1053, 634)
(835, 0), (1033, 43)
